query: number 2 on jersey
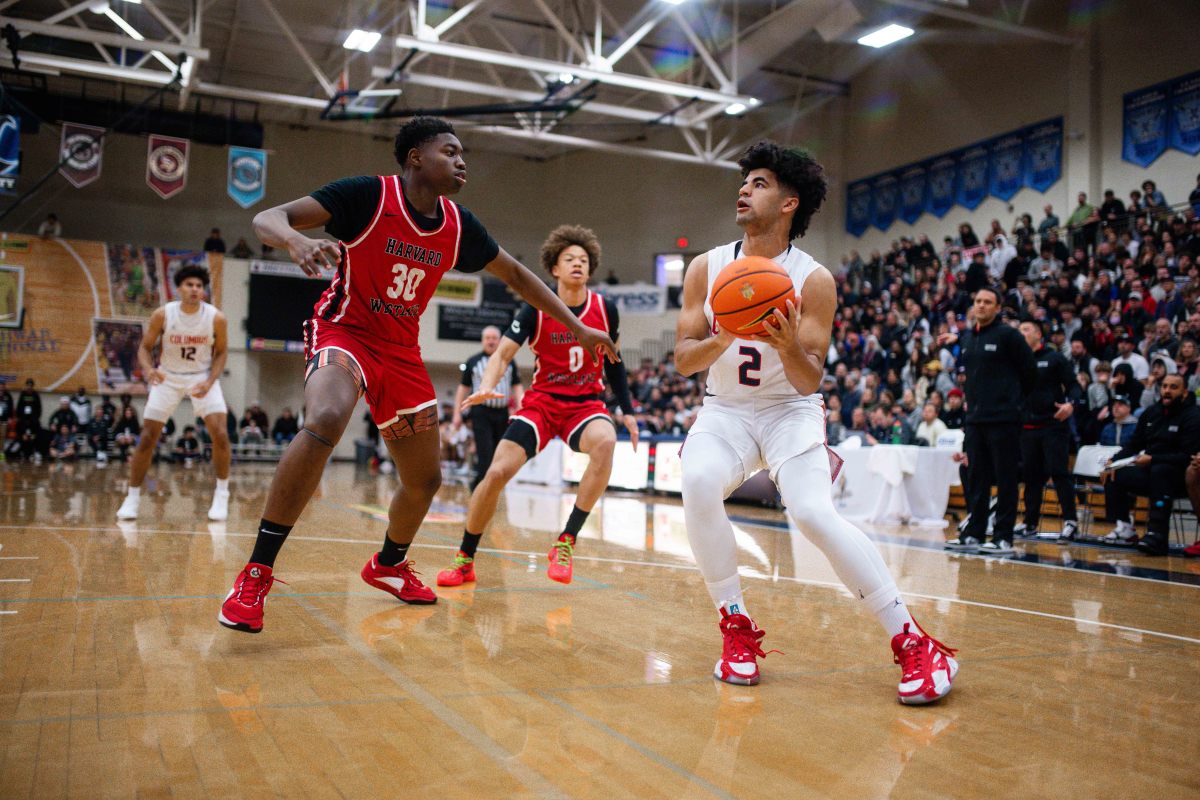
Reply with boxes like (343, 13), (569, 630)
(738, 346), (761, 386)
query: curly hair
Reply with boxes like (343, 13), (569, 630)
(540, 224), (601, 277)
(173, 264), (210, 287)
(393, 116), (456, 166)
(737, 141), (827, 241)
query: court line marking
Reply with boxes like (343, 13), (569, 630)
(538, 692), (736, 800)
(0, 578), (30, 583)
(0, 556), (38, 560)
(288, 595), (570, 800)
(0, 695), (409, 726)
(5, 524), (1200, 645)
(47, 239), (100, 392)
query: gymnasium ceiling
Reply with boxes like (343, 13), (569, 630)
(0, 0), (1083, 166)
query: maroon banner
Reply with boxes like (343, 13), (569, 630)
(59, 122), (104, 188)
(146, 134), (189, 199)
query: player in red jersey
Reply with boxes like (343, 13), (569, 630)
(435, 225), (638, 587)
(218, 118), (617, 633)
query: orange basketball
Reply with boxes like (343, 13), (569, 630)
(711, 256), (796, 339)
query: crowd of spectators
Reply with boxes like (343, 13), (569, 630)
(0, 379), (301, 464)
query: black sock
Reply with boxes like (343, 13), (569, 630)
(460, 530), (483, 558)
(563, 505), (590, 540)
(378, 534), (411, 567)
(249, 519), (293, 568)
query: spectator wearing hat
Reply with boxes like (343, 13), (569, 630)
(940, 388), (966, 429)
(1121, 291), (1153, 340)
(48, 396), (79, 434)
(1111, 334), (1149, 381)
(1099, 395), (1138, 448)
(1100, 375), (1200, 554)
(1015, 320), (1080, 540)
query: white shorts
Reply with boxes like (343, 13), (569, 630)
(143, 372), (226, 423)
(686, 395), (826, 483)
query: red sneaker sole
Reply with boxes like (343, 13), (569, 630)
(361, 575), (438, 604)
(436, 574), (476, 587)
(217, 611), (262, 633)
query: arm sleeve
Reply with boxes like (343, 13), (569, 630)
(309, 176), (381, 243)
(504, 303), (538, 346)
(600, 297), (633, 414)
(452, 205), (500, 274)
(508, 361), (521, 385)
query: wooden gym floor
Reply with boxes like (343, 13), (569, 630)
(1, 460), (1198, 799)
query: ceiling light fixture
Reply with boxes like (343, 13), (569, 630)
(857, 23), (914, 48)
(724, 102), (747, 115)
(343, 29), (382, 53)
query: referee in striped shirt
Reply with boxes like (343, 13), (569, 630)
(454, 325), (522, 489)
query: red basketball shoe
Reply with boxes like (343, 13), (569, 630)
(436, 552), (476, 587)
(361, 555), (437, 604)
(891, 622), (958, 705)
(714, 609), (769, 686)
(547, 536), (574, 584)
(218, 563), (283, 633)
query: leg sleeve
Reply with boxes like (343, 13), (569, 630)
(680, 433), (747, 607)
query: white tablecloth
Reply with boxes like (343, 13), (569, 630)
(830, 444), (960, 527)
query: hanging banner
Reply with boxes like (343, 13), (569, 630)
(871, 172), (898, 232)
(955, 144), (989, 210)
(59, 122), (104, 188)
(146, 134), (189, 199)
(897, 163), (927, 225)
(1168, 71), (1200, 156)
(845, 179), (872, 237)
(1122, 84), (1169, 167)
(925, 155), (957, 219)
(1023, 118), (1062, 193)
(988, 131), (1025, 202)
(227, 146), (267, 208)
(0, 115), (19, 196)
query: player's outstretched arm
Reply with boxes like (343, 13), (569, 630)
(140, 307), (167, 385)
(484, 248), (617, 364)
(674, 253), (734, 377)
(462, 337), (521, 409)
(252, 197), (342, 277)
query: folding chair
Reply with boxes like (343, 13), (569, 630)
(1071, 445), (1122, 537)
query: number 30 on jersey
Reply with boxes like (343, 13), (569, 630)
(387, 262), (426, 302)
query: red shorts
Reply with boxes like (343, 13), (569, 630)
(303, 319), (435, 428)
(505, 390), (613, 456)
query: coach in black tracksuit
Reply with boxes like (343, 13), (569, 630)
(455, 326), (522, 490)
(939, 287), (1035, 552)
(1017, 320), (1080, 539)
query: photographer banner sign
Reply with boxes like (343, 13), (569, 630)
(597, 283), (666, 315)
(227, 146), (267, 208)
(59, 122), (104, 188)
(1123, 84), (1169, 167)
(146, 134), (189, 199)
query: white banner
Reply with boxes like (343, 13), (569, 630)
(596, 283), (667, 315)
(249, 259), (333, 280)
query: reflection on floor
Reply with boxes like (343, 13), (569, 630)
(1, 460), (1198, 798)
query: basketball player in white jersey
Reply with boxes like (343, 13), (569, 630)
(117, 266), (232, 522)
(675, 142), (958, 704)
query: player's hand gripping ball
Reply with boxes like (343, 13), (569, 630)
(711, 256), (797, 339)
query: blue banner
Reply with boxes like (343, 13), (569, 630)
(925, 155), (957, 218)
(988, 132), (1024, 201)
(1123, 84), (1169, 167)
(1024, 118), (1062, 193)
(956, 144), (989, 210)
(1168, 71), (1200, 156)
(871, 173), (898, 231)
(897, 163), (927, 225)
(0, 115), (19, 196)
(227, 146), (267, 208)
(846, 179), (872, 237)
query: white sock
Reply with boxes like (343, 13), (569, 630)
(216, 478), (229, 493)
(127, 486), (141, 499)
(707, 574), (748, 619)
(864, 585), (917, 639)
